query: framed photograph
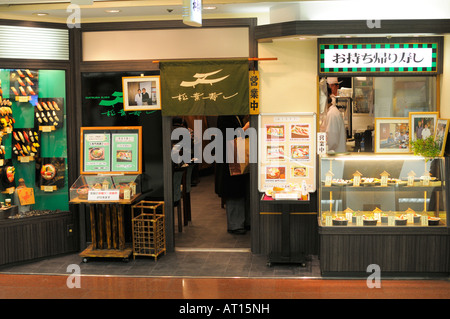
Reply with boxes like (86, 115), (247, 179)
(434, 119), (449, 156)
(122, 76), (161, 111)
(375, 118), (410, 153)
(409, 112), (439, 142)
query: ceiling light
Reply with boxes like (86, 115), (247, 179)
(203, 6), (217, 10)
(105, 9), (121, 13)
(33, 12), (49, 16)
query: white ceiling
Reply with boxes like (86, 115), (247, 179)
(0, 0), (297, 23)
(0, 0), (449, 25)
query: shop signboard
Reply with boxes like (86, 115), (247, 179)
(258, 113), (317, 194)
(318, 37), (443, 76)
(80, 126), (142, 175)
(160, 59), (249, 116)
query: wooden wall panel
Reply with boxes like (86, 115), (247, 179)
(258, 213), (319, 256)
(0, 212), (76, 266)
(320, 233), (450, 274)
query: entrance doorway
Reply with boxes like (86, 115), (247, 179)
(172, 116), (251, 251)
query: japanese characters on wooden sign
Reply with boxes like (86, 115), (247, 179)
(249, 70), (259, 115)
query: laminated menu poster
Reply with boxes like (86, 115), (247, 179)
(80, 126), (142, 174)
(111, 133), (139, 172)
(83, 132), (111, 173)
(258, 113), (316, 193)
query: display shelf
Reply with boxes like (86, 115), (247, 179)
(319, 154), (447, 228)
(69, 174), (141, 203)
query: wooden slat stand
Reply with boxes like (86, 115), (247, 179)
(71, 195), (140, 262)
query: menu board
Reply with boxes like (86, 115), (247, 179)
(80, 126), (142, 174)
(258, 113), (316, 193)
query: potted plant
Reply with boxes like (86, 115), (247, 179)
(410, 136), (440, 162)
(410, 136), (441, 188)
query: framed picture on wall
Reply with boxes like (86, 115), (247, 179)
(374, 118), (410, 153)
(409, 112), (439, 142)
(434, 119), (449, 156)
(122, 76), (161, 111)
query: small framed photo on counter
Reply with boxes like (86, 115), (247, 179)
(374, 117), (410, 153)
(435, 118), (449, 156)
(409, 112), (439, 142)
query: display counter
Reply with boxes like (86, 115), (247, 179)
(70, 174), (141, 262)
(318, 154), (450, 276)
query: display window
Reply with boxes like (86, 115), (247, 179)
(0, 68), (68, 215)
(319, 154), (447, 227)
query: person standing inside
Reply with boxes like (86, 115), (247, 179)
(142, 88), (150, 105)
(326, 94), (347, 153)
(216, 115), (250, 234)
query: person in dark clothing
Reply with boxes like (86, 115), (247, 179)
(142, 88), (150, 105)
(215, 115), (250, 234)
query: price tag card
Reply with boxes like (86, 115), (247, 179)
(40, 126), (54, 132)
(325, 215), (332, 226)
(356, 216), (363, 226)
(88, 190), (120, 201)
(388, 216), (395, 226)
(274, 192), (299, 200)
(420, 215), (428, 226)
(406, 213), (414, 224)
(42, 185), (56, 192)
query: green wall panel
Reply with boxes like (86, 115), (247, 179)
(0, 69), (68, 212)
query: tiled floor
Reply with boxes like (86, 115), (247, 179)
(0, 251), (320, 278)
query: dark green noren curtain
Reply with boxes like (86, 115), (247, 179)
(160, 59), (249, 116)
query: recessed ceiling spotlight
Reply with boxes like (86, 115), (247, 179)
(105, 9), (121, 13)
(33, 12), (49, 16)
(203, 6), (217, 10)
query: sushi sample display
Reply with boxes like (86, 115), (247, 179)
(35, 98), (64, 129)
(9, 69), (39, 101)
(0, 99), (14, 133)
(12, 128), (40, 160)
(37, 158), (66, 190)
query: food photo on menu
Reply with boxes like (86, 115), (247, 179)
(266, 166), (286, 181)
(116, 150), (133, 162)
(88, 147), (105, 161)
(290, 124), (310, 139)
(266, 145), (285, 160)
(291, 165), (308, 178)
(266, 124), (285, 141)
(290, 144), (310, 160)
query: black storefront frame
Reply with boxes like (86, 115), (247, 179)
(71, 18), (260, 254)
(312, 36), (448, 275)
(0, 19), (80, 264)
(0, 17), (449, 269)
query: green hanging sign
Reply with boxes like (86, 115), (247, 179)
(160, 59), (249, 116)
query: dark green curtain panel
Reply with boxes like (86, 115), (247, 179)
(160, 59), (249, 116)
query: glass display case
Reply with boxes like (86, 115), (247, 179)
(69, 174), (141, 203)
(319, 154), (446, 227)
